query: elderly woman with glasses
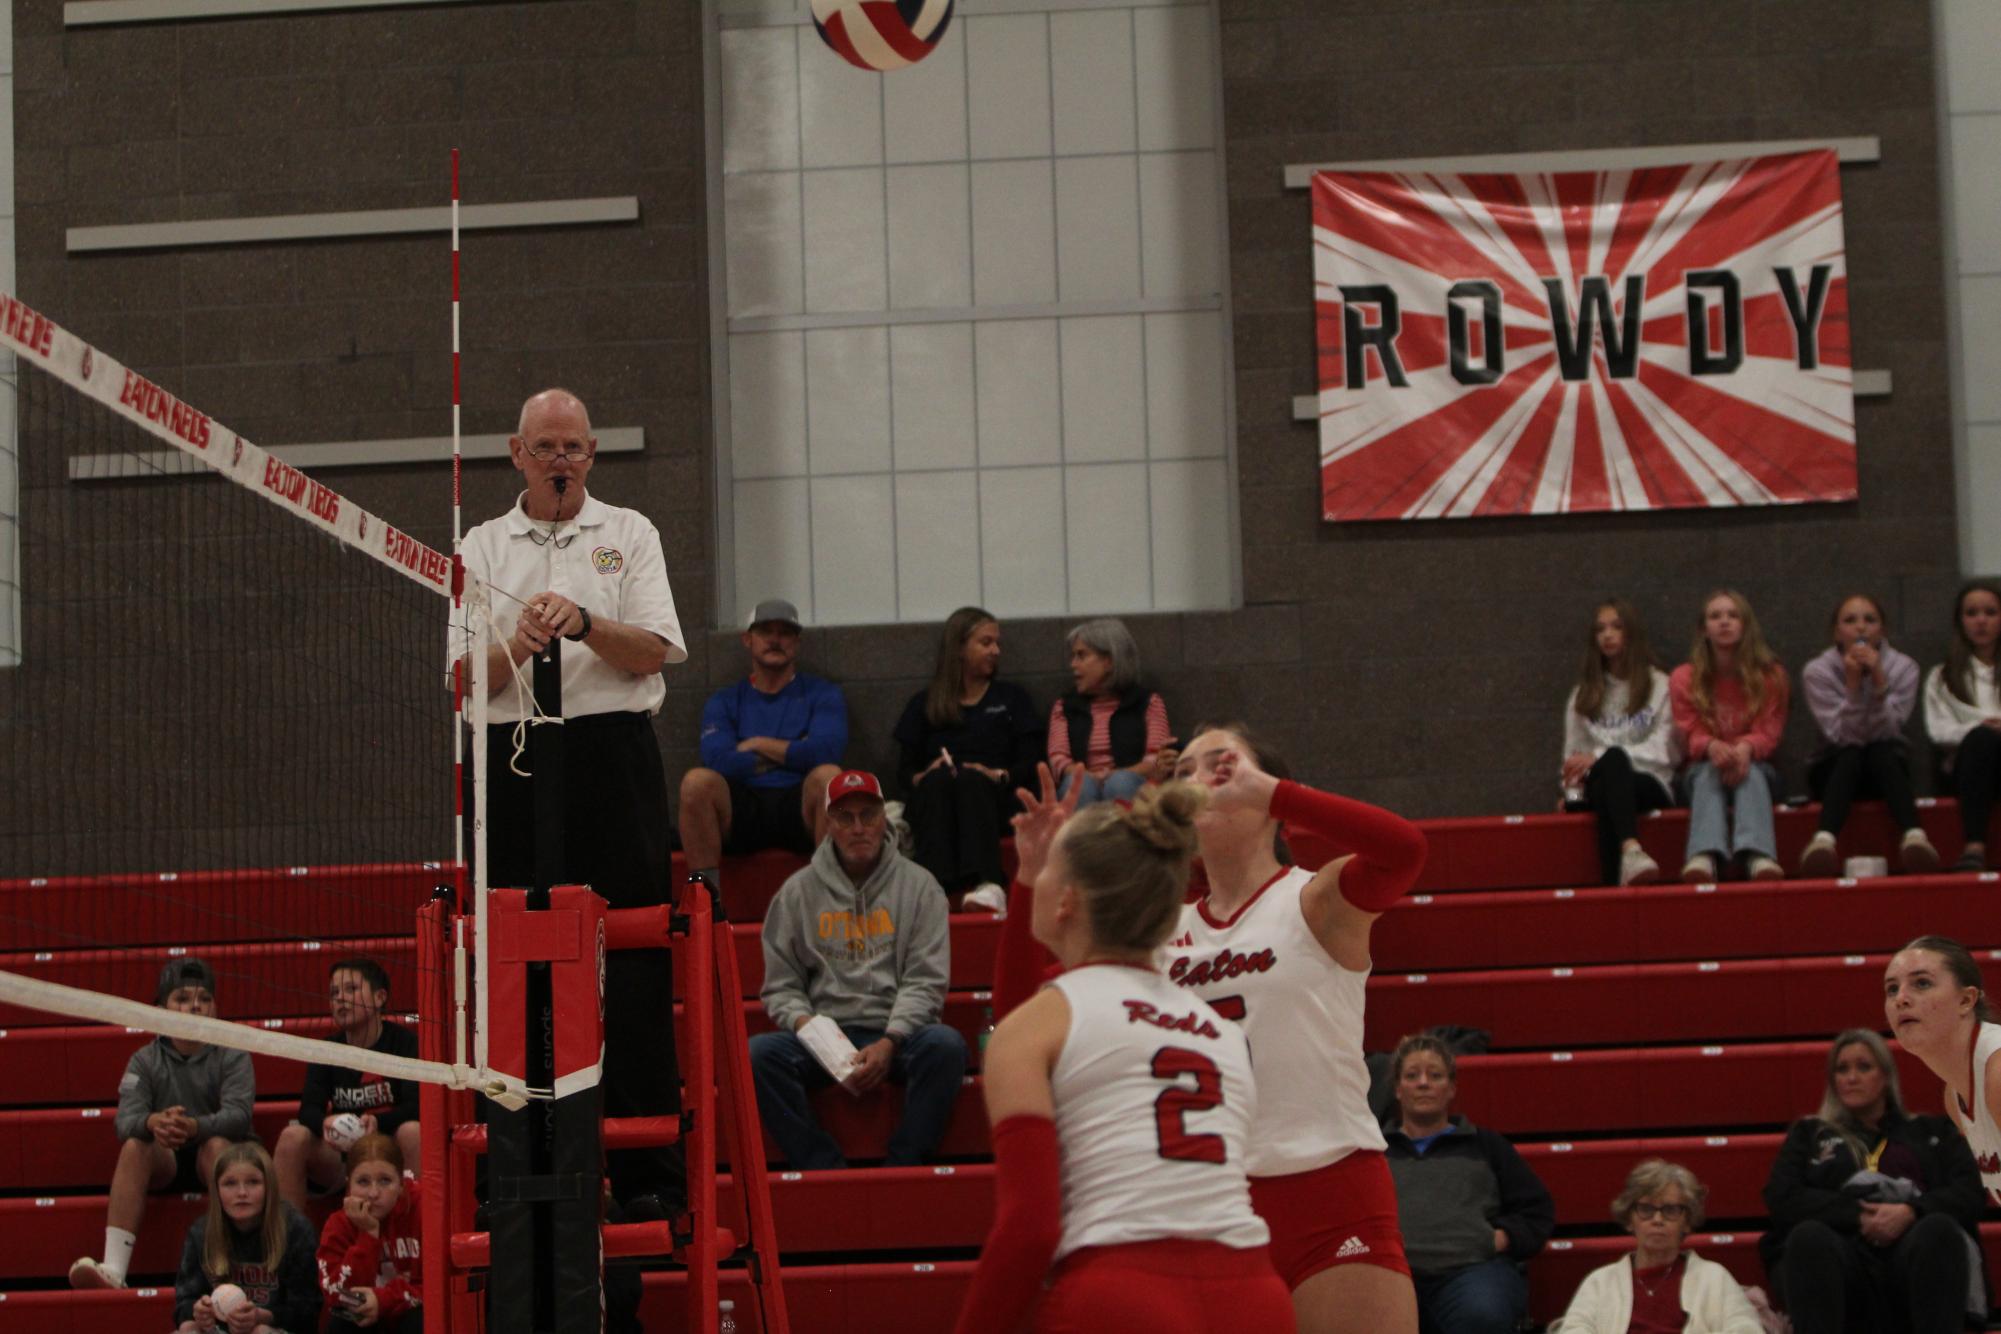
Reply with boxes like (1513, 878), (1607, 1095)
(1549, 1159), (1760, 1334)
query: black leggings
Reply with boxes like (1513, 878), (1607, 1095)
(905, 765), (1016, 893)
(1778, 1213), (1969, 1334)
(1584, 747), (1672, 885)
(1808, 740), (1918, 835)
(1954, 724), (1999, 845)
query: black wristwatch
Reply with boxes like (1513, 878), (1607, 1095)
(564, 606), (593, 642)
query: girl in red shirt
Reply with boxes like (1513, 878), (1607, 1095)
(317, 1133), (422, 1332)
(1668, 589), (1790, 883)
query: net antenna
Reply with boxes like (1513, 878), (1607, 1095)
(0, 292), (526, 1109)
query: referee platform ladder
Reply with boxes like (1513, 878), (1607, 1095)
(417, 881), (792, 1333)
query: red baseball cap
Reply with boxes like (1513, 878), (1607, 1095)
(824, 769), (883, 810)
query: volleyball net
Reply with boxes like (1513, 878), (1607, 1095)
(0, 292), (518, 1101)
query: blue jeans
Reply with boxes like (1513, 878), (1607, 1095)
(1683, 759), (1778, 863)
(1059, 767), (1148, 809)
(748, 1023), (968, 1169)
(1413, 1259), (1526, 1334)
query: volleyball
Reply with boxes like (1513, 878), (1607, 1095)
(325, 1112), (368, 1150)
(809, 0), (953, 72)
(211, 1283), (247, 1318)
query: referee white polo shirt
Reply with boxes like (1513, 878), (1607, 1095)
(456, 491), (687, 723)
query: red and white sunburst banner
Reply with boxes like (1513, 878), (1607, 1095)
(1311, 149), (1856, 522)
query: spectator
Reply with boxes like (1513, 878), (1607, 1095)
(274, 958), (419, 1210)
(1561, 599), (1680, 886)
(1548, 1159), (1761, 1334)
(1799, 594), (1938, 877)
(317, 1133), (423, 1333)
(893, 606), (1041, 911)
(680, 598), (848, 885)
(749, 770), (968, 1168)
(1046, 617), (1174, 809)
(68, 959), (253, 1293)
(1670, 589), (1790, 883)
(1382, 1035), (1553, 1334)
(172, 1141), (319, 1334)
(1923, 579), (2001, 872)
(1761, 1028), (1983, 1334)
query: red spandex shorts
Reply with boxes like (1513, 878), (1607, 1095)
(1249, 1149), (1410, 1288)
(1035, 1238), (1294, 1334)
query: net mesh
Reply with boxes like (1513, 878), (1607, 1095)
(0, 304), (466, 1085)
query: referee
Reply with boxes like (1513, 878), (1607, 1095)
(460, 387), (687, 1217)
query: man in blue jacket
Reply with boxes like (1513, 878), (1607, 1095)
(680, 598), (848, 889)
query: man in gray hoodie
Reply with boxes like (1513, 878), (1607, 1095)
(68, 957), (255, 1291)
(750, 768), (967, 1169)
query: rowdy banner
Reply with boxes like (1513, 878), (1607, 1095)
(1311, 149), (1855, 521)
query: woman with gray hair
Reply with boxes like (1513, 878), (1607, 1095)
(1548, 1159), (1760, 1333)
(1045, 617), (1174, 809)
(1762, 1027), (1984, 1333)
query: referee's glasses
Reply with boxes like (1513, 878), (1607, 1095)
(829, 806), (885, 830)
(526, 443), (594, 462)
(1629, 1202), (1688, 1221)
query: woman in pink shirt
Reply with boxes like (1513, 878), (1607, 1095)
(1668, 590), (1790, 883)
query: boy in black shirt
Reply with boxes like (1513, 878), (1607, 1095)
(273, 958), (420, 1209)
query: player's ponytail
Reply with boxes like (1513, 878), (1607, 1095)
(1060, 781), (1208, 953)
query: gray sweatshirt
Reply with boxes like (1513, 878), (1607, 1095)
(759, 837), (950, 1040)
(115, 1036), (255, 1143)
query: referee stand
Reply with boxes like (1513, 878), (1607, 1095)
(421, 639), (789, 1333)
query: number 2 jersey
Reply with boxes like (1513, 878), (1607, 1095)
(1045, 964), (1270, 1260)
(1163, 865), (1386, 1177)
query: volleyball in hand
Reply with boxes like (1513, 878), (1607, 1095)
(211, 1283), (247, 1319)
(325, 1112), (367, 1151)
(809, 0), (954, 72)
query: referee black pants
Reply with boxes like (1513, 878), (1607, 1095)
(483, 711), (684, 1209)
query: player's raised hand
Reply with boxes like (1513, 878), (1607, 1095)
(1011, 762), (1078, 886)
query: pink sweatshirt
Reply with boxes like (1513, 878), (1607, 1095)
(1669, 661), (1790, 762)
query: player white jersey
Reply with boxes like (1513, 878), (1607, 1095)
(1163, 865), (1385, 1177)
(1046, 964), (1270, 1261)
(1956, 1021), (2001, 1203)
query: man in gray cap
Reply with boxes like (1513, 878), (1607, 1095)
(69, 958), (254, 1291)
(679, 598), (849, 891)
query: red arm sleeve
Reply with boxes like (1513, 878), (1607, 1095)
(1269, 779), (1426, 913)
(951, 1115), (1062, 1334)
(992, 880), (1059, 1023)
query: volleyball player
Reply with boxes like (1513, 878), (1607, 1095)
(953, 772), (1292, 1334)
(1164, 725), (1427, 1334)
(1883, 935), (2001, 1203)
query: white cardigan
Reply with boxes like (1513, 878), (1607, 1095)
(1924, 659), (1999, 762)
(1548, 1251), (1762, 1334)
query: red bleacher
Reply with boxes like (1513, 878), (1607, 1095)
(0, 799), (1993, 1332)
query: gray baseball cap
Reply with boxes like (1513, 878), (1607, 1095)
(747, 598), (802, 631)
(156, 956), (217, 1003)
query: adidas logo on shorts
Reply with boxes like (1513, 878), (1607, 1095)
(1335, 1236), (1370, 1259)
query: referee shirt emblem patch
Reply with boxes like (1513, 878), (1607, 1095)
(592, 546), (624, 574)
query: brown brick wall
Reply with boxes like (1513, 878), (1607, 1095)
(4, 1), (1965, 879)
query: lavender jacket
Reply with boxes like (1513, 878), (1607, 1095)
(1801, 642), (1919, 757)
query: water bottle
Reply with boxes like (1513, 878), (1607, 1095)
(978, 1005), (996, 1056)
(719, 1298), (737, 1333)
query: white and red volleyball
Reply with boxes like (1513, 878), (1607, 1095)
(809, 0), (953, 72)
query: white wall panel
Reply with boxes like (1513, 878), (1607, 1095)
(733, 478), (814, 623)
(883, 23), (968, 164)
(970, 159), (1056, 304)
(886, 164), (973, 309)
(1065, 464), (1151, 612)
(723, 171), (804, 318)
(1941, 0), (2001, 112)
(728, 332), (807, 479)
(1059, 316), (1145, 463)
(804, 326), (892, 474)
(975, 320), (1061, 467)
(1050, 10), (1136, 156)
(720, 28), (801, 173)
(1139, 151), (1219, 298)
(799, 39), (884, 168)
(966, 15), (1051, 160)
(1949, 115), (2001, 274)
(802, 167), (887, 313)
(810, 475), (898, 625)
(979, 467), (1067, 617)
(1144, 310), (1226, 459)
(1134, 6), (1213, 152)
(1960, 276), (2001, 423)
(891, 323), (978, 471)
(1054, 155), (1142, 301)
(895, 471), (983, 621)
(1149, 458), (1232, 610)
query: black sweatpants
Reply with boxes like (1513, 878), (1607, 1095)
(1809, 739), (1919, 835)
(1953, 724), (2000, 845)
(1583, 746), (1672, 885)
(1778, 1213), (1970, 1334)
(483, 711), (684, 1208)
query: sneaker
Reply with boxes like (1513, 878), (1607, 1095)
(1680, 854), (1717, 884)
(962, 882), (1008, 914)
(1798, 831), (1839, 879)
(1619, 845), (1660, 886)
(68, 1257), (122, 1290)
(1899, 828), (1940, 874)
(1747, 854), (1784, 881)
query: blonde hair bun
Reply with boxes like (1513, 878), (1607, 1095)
(1124, 781), (1207, 857)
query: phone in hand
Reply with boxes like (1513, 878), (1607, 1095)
(339, 1289), (368, 1310)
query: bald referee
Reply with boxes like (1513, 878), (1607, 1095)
(459, 387), (687, 1217)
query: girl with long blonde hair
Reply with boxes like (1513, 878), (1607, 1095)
(1668, 590), (1791, 882)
